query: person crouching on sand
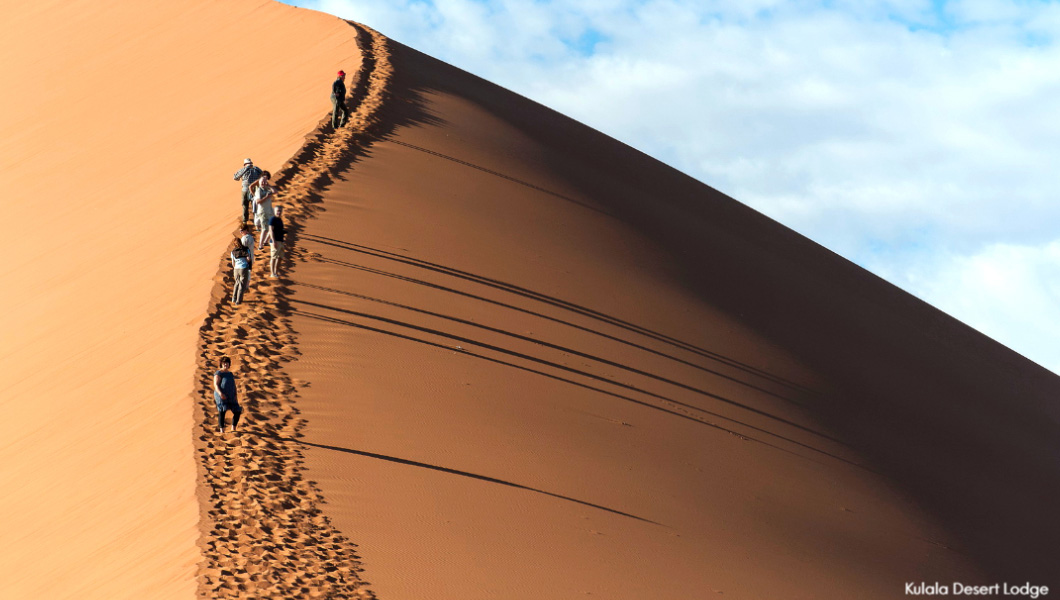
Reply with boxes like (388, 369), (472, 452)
(213, 356), (242, 434)
(263, 205), (286, 279)
(230, 236), (251, 305)
(250, 170), (276, 244)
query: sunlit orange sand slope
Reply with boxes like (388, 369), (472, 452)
(281, 38), (1060, 599)
(0, 1), (357, 597)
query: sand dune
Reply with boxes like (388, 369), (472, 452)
(4, 0), (1057, 597)
(205, 27), (1057, 600)
(0, 1), (358, 597)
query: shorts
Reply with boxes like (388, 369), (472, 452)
(254, 208), (273, 232)
(271, 241), (285, 260)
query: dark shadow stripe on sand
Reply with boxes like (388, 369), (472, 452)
(299, 274), (809, 408)
(292, 298), (845, 448)
(388, 139), (613, 217)
(303, 233), (821, 397)
(293, 309), (868, 472)
(266, 433), (660, 525)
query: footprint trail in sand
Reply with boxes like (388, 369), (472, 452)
(192, 21), (391, 599)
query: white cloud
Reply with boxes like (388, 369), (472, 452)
(946, 0), (1031, 24)
(296, 0), (1060, 372)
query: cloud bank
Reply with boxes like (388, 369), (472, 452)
(297, 0), (1060, 373)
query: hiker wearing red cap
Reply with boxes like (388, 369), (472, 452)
(332, 70), (349, 128)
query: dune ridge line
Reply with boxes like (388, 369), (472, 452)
(191, 20), (391, 599)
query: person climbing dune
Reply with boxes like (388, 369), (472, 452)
(230, 235), (251, 305)
(249, 170), (276, 242)
(239, 222), (255, 273)
(332, 70), (349, 128)
(213, 356), (242, 435)
(263, 205), (286, 279)
(233, 158), (263, 223)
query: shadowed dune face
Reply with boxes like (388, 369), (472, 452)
(276, 36), (1056, 598)
(0, 1), (357, 597)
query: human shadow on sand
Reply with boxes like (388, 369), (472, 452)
(291, 305), (867, 472)
(260, 432), (660, 525)
(301, 233), (819, 403)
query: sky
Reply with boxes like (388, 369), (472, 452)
(292, 0), (1060, 374)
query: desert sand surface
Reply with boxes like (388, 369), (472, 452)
(225, 29), (1059, 600)
(4, 0), (1057, 596)
(0, 1), (358, 597)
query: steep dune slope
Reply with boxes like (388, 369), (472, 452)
(0, 1), (358, 597)
(271, 35), (1058, 598)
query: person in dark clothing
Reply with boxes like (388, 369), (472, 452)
(213, 356), (242, 434)
(263, 205), (286, 278)
(238, 222), (255, 271)
(331, 70), (349, 128)
(233, 158), (263, 223)
(230, 236), (251, 305)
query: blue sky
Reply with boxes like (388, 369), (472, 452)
(292, 0), (1060, 373)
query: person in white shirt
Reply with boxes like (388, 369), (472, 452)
(249, 170), (276, 245)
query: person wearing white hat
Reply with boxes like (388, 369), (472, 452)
(233, 158), (263, 223)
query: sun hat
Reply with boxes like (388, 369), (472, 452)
(338, 70), (345, 77)
(244, 158), (252, 164)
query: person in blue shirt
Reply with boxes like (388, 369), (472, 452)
(213, 356), (242, 434)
